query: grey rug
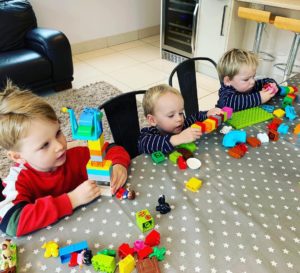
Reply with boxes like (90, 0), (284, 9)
(0, 81), (147, 178)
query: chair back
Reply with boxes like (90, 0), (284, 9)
(99, 90), (146, 159)
(169, 57), (218, 117)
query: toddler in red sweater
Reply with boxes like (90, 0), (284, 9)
(0, 81), (130, 237)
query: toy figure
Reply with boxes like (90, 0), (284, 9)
(82, 249), (93, 266)
(156, 195), (171, 214)
(115, 187), (136, 200)
(0, 239), (17, 273)
(42, 241), (59, 258)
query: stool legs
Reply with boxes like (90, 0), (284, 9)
(253, 22), (275, 61)
(283, 33), (300, 80)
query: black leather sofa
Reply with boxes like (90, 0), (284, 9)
(0, 0), (73, 92)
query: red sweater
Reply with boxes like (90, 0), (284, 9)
(0, 145), (130, 237)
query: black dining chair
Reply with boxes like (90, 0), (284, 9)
(168, 57), (220, 117)
(99, 90), (146, 159)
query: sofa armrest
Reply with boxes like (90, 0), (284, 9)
(25, 28), (73, 82)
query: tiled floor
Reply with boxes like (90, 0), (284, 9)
(72, 35), (220, 110)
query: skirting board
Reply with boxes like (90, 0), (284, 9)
(72, 25), (159, 55)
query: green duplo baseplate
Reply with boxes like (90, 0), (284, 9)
(226, 106), (274, 129)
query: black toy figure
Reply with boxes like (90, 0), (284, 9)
(156, 195), (171, 214)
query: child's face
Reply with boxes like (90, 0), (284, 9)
(9, 119), (67, 172)
(225, 65), (256, 93)
(147, 92), (185, 134)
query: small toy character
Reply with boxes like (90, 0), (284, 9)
(115, 187), (136, 200)
(1, 239), (16, 271)
(156, 195), (171, 214)
(42, 241), (59, 258)
(82, 249), (93, 266)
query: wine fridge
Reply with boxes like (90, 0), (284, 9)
(161, 0), (199, 62)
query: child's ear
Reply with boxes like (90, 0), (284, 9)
(7, 151), (26, 164)
(146, 114), (157, 126)
(223, 76), (231, 86)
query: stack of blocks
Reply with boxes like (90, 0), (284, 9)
(62, 107), (112, 196)
(191, 106), (233, 133)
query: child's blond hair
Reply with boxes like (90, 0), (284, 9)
(0, 81), (58, 150)
(142, 84), (182, 116)
(217, 48), (259, 81)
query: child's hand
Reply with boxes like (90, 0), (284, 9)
(111, 164), (128, 195)
(207, 107), (223, 117)
(170, 127), (202, 146)
(260, 89), (275, 103)
(68, 180), (101, 209)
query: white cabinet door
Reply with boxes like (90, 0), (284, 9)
(195, 0), (232, 72)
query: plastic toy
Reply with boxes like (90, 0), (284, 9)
(257, 132), (269, 143)
(42, 241), (59, 258)
(149, 246), (166, 261)
(273, 108), (285, 118)
(294, 124), (300, 135)
(175, 148), (193, 160)
(156, 195), (171, 214)
(268, 129), (279, 141)
(177, 156), (187, 170)
(151, 151), (165, 164)
(136, 257), (161, 273)
(277, 123), (289, 134)
(59, 240), (88, 264)
(226, 107), (273, 129)
(279, 85), (297, 96)
(97, 249), (116, 257)
(222, 130), (247, 148)
(176, 142), (197, 152)
(137, 246), (153, 260)
(91, 253), (116, 273)
(62, 107), (112, 196)
(263, 83), (278, 94)
(118, 243), (134, 259)
(222, 106), (233, 119)
(119, 254), (135, 273)
(186, 157), (201, 170)
(133, 240), (145, 252)
(260, 104), (275, 113)
(228, 146), (246, 159)
(0, 239), (17, 272)
(168, 151), (182, 164)
(145, 230), (160, 247)
(82, 249), (93, 266)
(246, 137), (261, 147)
(136, 209), (154, 233)
(186, 177), (202, 192)
(285, 105), (297, 121)
(115, 187), (136, 200)
(220, 125), (233, 134)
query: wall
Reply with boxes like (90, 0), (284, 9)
(30, 0), (160, 52)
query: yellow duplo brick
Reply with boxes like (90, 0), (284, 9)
(186, 177), (202, 192)
(191, 123), (201, 129)
(273, 108), (285, 118)
(119, 254), (135, 273)
(87, 160), (112, 171)
(87, 133), (104, 151)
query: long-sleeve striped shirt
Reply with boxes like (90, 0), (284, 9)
(138, 111), (207, 154)
(216, 78), (279, 111)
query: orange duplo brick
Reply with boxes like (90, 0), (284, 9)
(246, 136), (261, 147)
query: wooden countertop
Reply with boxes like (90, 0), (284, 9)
(238, 0), (300, 11)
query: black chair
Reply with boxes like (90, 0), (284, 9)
(99, 90), (146, 159)
(0, 0), (73, 92)
(168, 57), (219, 117)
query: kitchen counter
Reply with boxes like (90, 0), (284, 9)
(238, 0), (300, 11)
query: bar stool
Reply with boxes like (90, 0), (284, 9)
(238, 7), (275, 61)
(273, 16), (300, 81)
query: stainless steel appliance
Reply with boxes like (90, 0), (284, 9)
(161, 0), (199, 63)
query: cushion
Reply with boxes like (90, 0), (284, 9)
(0, 0), (37, 52)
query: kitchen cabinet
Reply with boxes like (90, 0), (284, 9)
(195, 0), (246, 77)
